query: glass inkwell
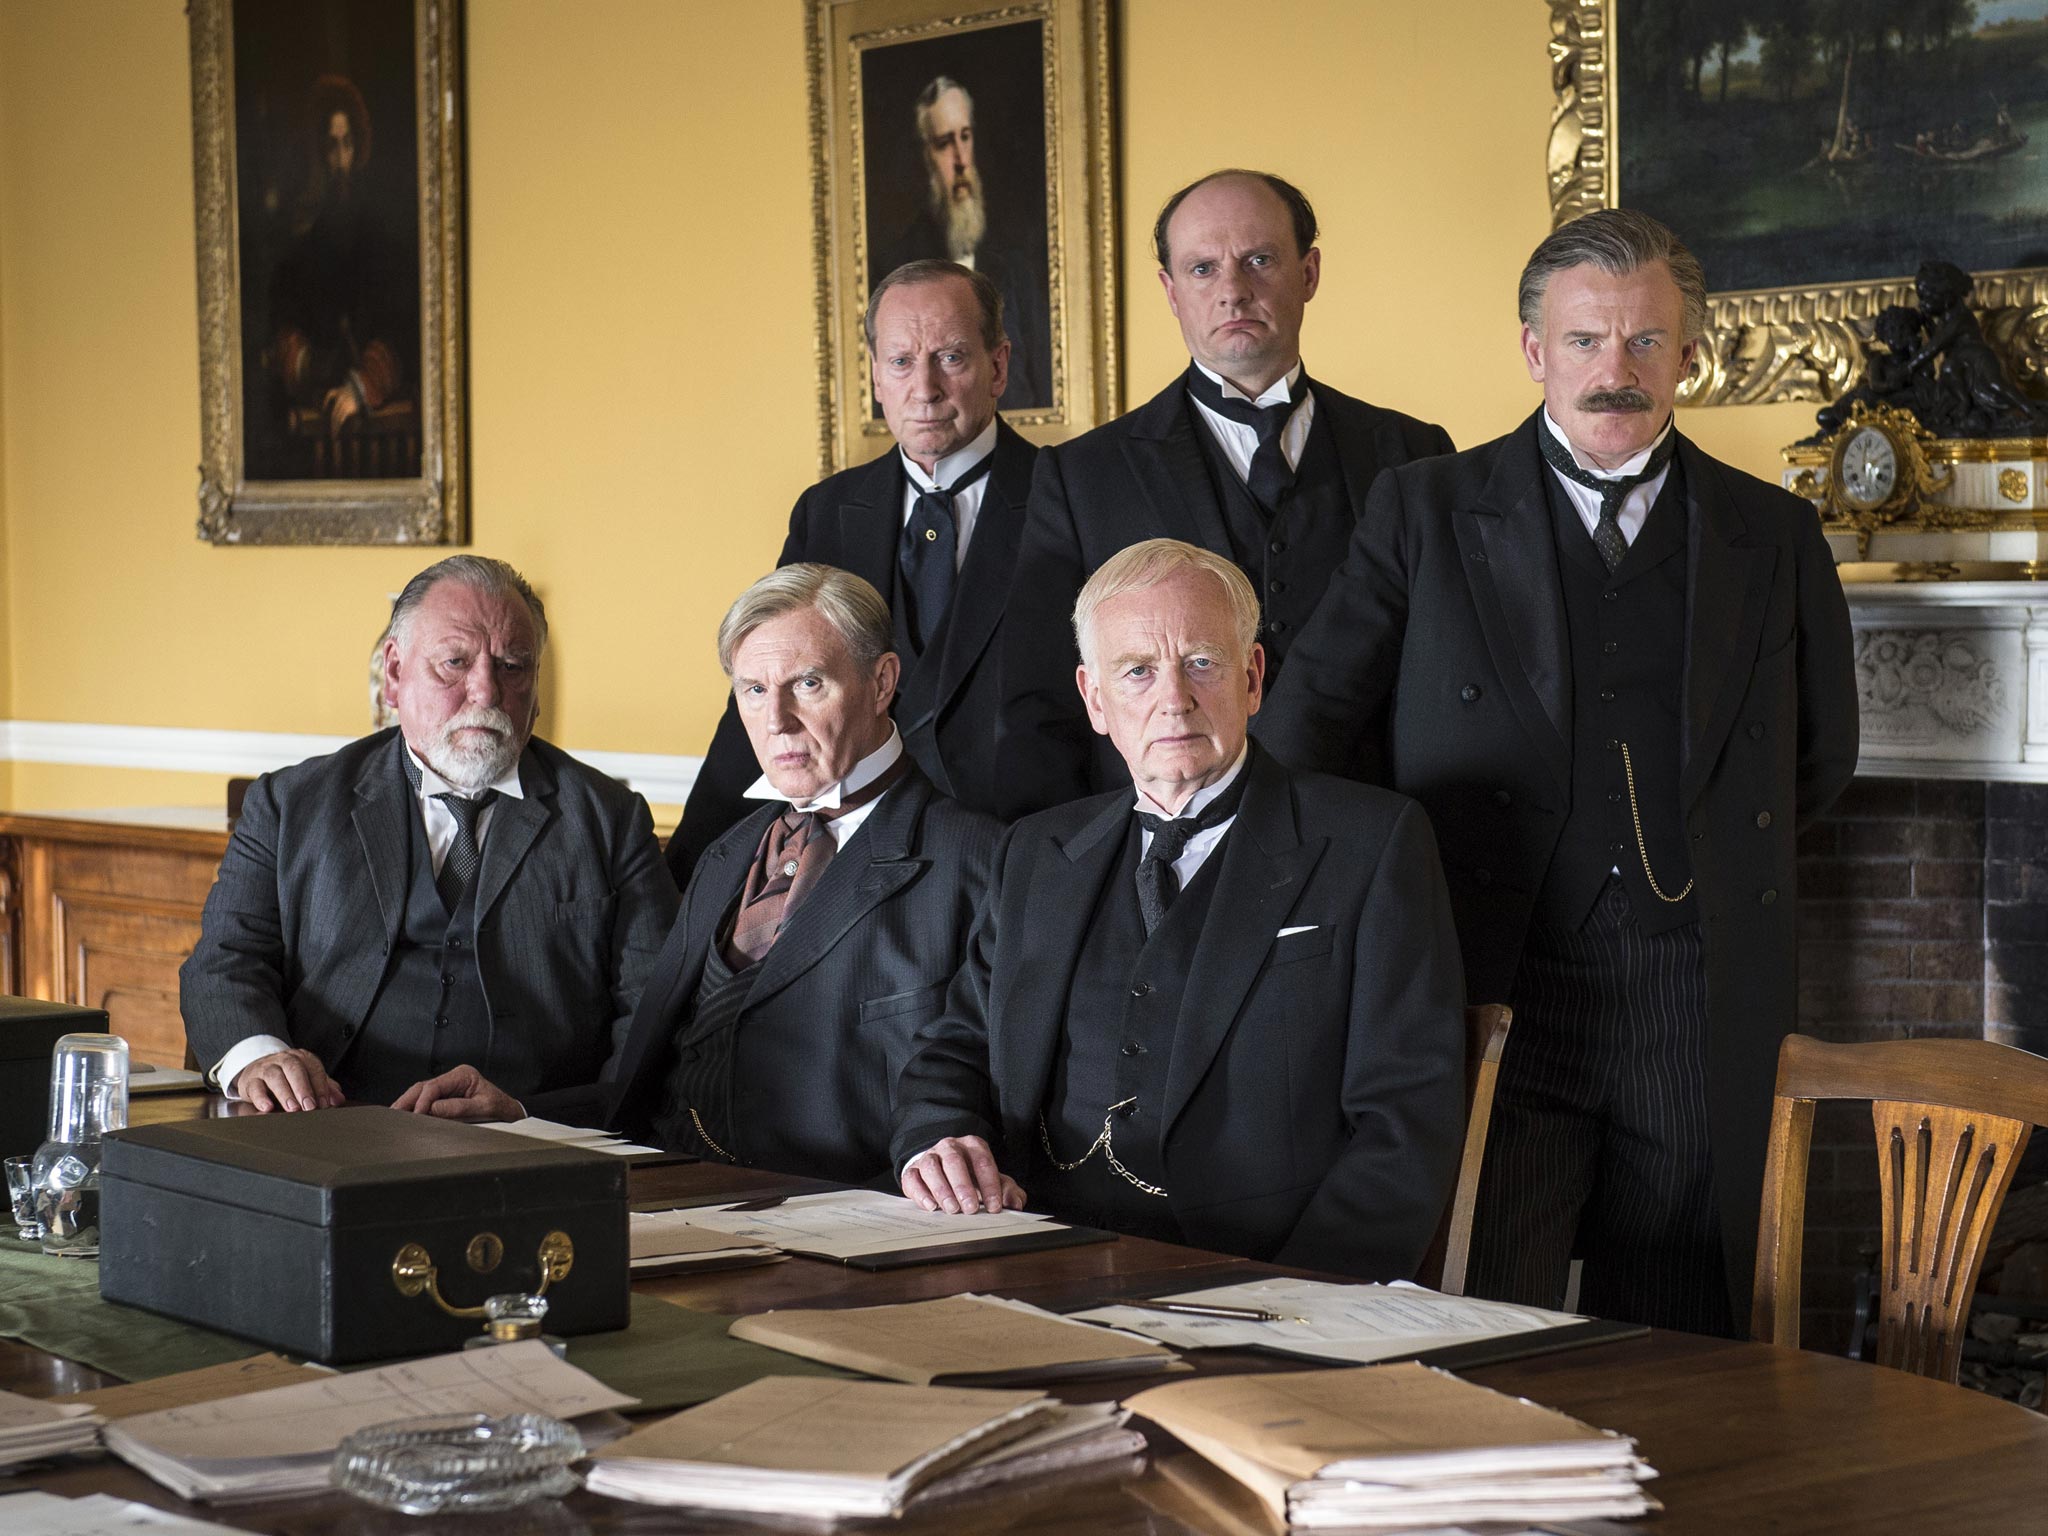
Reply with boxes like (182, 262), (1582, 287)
(462, 1292), (569, 1359)
(31, 1032), (128, 1257)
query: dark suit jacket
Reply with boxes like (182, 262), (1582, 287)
(180, 730), (680, 1117)
(611, 764), (1001, 1185)
(665, 420), (1036, 888)
(1257, 411), (1860, 1303)
(995, 373), (1453, 817)
(890, 744), (1467, 1279)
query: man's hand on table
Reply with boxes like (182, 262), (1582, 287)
(900, 1135), (1027, 1214)
(230, 1049), (346, 1113)
(394, 1064), (525, 1123)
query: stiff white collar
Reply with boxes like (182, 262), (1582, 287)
(1194, 357), (1304, 409)
(743, 723), (904, 812)
(901, 417), (999, 493)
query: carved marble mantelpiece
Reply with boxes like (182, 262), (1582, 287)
(1844, 581), (2048, 781)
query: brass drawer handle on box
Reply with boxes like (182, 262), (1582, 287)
(390, 1230), (575, 1318)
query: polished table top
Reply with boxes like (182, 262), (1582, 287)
(2, 1095), (2045, 1533)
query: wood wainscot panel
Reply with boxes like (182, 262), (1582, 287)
(0, 812), (230, 1070)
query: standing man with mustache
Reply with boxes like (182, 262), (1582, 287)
(182, 555), (679, 1120)
(995, 169), (1453, 815)
(1260, 210), (1857, 1333)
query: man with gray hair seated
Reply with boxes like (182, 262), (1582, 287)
(604, 563), (1001, 1185)
(891, 539), (1465, 1278)
(181, 554), (679, 1121)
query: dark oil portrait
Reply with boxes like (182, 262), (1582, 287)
(232, 0), (423, 482)
(860, 19), (1054, 412)
(1618, 0), (2048, 295)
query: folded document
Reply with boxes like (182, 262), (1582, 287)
(0, 1389), (100, 1472)
(1128, 1362), (1656, 1530)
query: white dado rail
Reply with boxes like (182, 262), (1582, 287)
(1845, 581), (2048, 782)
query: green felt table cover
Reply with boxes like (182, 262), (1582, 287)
(0, 1235), (847, 1411)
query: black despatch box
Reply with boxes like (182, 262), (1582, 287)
(99, 1105), (629, 1364)
(0, 998), (109, 1159)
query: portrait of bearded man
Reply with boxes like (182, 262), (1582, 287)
(864, 49), (1054, 412)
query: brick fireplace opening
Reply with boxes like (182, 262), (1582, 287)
(1796, 776), (2048, 1368)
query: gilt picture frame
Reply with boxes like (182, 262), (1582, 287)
(807, 0), (1119, 475)
(190, 0), (466, 545)
(1548, 0), (2048, 409)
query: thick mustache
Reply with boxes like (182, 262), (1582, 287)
(1577, 388), (1654, 414)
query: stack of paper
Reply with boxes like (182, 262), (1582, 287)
(56, 1353), (330, 1418)
(586, 1375), (1141, 1517)
(489, 1116), (664, 1158)
(0, 1491), (252, 1534)
(730, 1292), (1179, 1385)
(1077, 1277), (1586, 1364)
(103, 1341), (637, 1504)
(0, 1389), (100, 1471)
(1128, 1362), (1656, 1530)
(664, 1188), (1082, 1265)
(628, 1209), (785, 1276)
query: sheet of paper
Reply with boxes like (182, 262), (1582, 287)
(629, 1210), (777, 1261)
(673, 1189), (1058, 1259)
(0, 1492), (252, 1534)
(126, 1067), (206, 1096)
(0, 1388), (95, 1431)
(728, 1293), (1173, 1384)
(1074, 1277), (1582, 1363)
(110, 1340), (635, 1462)
(57, 1354), (329, 1418)
(489, 1119), (663, 1157)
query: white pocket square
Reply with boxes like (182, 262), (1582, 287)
(1276, 924), (1319, 938)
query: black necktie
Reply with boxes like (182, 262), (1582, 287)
(1536, 419), (1678, 573)
(1184, 364), (1307, 516)
(899, 451), (993, 652)
(1133, 768), (1251, 936)
(432, 790), (496, 912)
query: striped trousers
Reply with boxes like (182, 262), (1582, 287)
(1465, 877), (1733, 1336)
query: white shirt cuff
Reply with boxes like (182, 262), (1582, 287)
(212, 1035), (295, 1097)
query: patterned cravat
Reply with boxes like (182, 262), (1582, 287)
(1133, 769), (1251, 936)
(1184, 363), (1307, 516)
(1536, 419), (1678, 573)
(899, 452), (993, 652)
(431, 790), (496, 912)
(720, 754), (912, 967)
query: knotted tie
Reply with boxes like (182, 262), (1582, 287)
(720, 754), (912, 968)
(1133, 770), (1251, 936)
(1535, 420), (1678, 573)
(1184, 364), (1307, 516)
(431, 790), (496, 911)
(899, 452), (993, 652)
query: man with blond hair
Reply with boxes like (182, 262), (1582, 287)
(892, 539), (1464, 1277)
(604, 564), (1001, 1183)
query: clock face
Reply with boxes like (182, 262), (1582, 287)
(1837, 426), (1899, 509)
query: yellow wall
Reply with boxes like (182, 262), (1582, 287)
(0, 0), (1819, 818)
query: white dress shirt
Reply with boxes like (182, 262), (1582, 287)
(743, 725), (905, 850)
(213, 742), (527, 1095)
(1540, 407), (1674, 548)
(900, 418), (999, 573)
(1187, 360), (1315, 484)
(1133, 745), (1250, 890)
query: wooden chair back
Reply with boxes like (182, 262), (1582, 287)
(1752, 1033), (2048, 1383)
(1416, 1003), (1513, 1295)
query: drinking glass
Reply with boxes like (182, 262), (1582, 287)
(4, 1155), (42, 1239)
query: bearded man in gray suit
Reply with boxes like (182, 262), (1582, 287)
(181, 555), (679, 1121)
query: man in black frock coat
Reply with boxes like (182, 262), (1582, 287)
(893, 540), (1465, 1279)
(1259, 210), (1858, 1331)
(666, 262), (1031, 887)
(995, 170), (1453, 816)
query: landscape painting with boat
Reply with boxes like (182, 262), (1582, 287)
(1617, 0), (2048, 294)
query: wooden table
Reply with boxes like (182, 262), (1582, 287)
(4, 1094), (2046, 1534)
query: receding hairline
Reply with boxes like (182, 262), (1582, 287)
(1164, 173), (1292, 249)
(727, 604), (857, 679)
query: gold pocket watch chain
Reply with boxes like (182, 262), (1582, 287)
(1619, 742), (1695, 903)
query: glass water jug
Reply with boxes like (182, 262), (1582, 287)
(31, 1032), (128, 1256)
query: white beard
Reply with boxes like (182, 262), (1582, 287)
(929, 168), (987, 261)
(425, 705), (523, 790)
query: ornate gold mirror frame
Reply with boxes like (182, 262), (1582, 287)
(1547, 0), (2048, 410)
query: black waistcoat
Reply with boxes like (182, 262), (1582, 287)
(651, 907), (759, 1163)
(1036, 819), (1226, 1240)
(1187, 395), (1347, 679)
(343, 799), (492, 1105)
(1533, 457), (1696, 934)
